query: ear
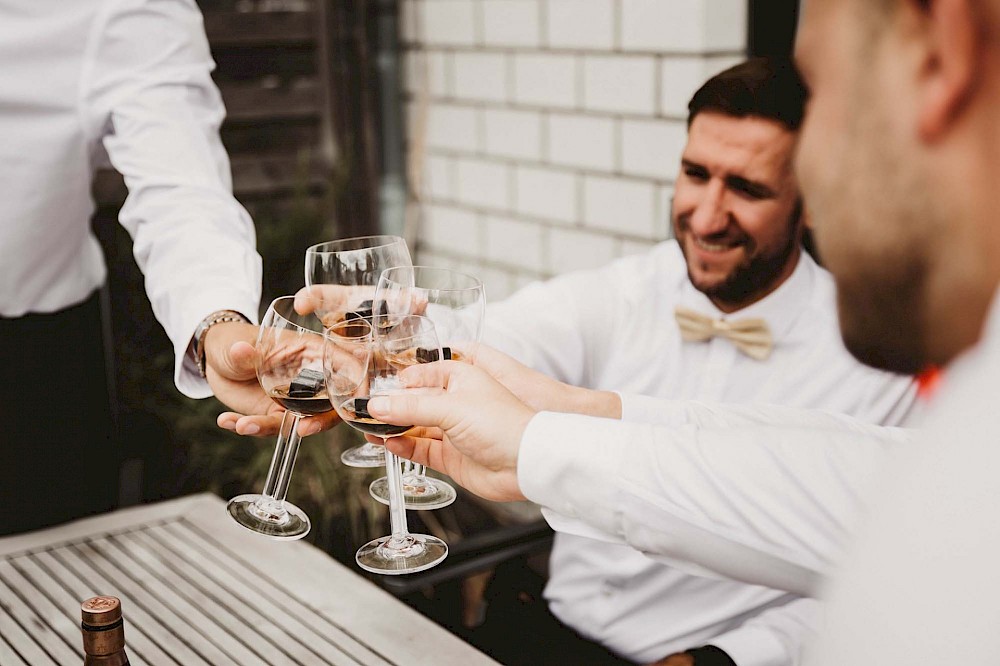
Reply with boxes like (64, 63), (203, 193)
(915, 0), (980, 141)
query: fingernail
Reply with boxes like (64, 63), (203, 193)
(243, 424), (260, 435)
(304, 421), (322, 436)
(368, 396), (388, 414)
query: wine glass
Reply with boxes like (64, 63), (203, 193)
(368, 266), (485, 510)
(327, 314), (449, 574)
(227, 296), (332, 540)
(304, 236), (412, 468)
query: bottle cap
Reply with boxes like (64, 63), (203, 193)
(81, 596), (122, 627)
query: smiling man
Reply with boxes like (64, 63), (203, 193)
(674, 98), (803, 314)
(469, 58), (916, 666)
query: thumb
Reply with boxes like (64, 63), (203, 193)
(293, 286), (317, 315)
(224, 340), (257, 379)
(367, 391), (454, 430)
(204, 322), (258, 380)
(209, 339), (256, 382)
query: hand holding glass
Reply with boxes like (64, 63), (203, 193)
(327, 315), (448, 574)
(227, 296), (332, 540)
(369, 266), (485, 510)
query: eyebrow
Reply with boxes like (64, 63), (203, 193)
(681, 159), (777, 199)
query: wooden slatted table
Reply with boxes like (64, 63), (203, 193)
(0, 494), (497, 665)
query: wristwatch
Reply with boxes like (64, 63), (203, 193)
(189, 310), (251, 378)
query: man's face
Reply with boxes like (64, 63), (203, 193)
(672, 111), (803, 312)
(794, 0), (940, 373)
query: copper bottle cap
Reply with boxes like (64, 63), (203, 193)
(81, 596), (122, 627)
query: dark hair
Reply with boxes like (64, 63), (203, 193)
(687, 57), (808, 131)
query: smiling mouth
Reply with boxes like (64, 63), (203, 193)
(693, 236), (742, 253)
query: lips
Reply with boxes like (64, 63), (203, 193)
(692, 235), (743, 253)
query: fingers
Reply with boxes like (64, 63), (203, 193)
(296, 410), (343, 436)
(403, 425), (445, 440)
(384, 434), (445, 472)
(218, 409), (343, 438)
(217, 412), (281, 437)
(367, 392), (451, 429)
(398, 359), (463, 388)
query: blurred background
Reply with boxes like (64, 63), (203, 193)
(91, 0), (798, 640)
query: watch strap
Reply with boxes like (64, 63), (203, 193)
(191, 310), (250, 378)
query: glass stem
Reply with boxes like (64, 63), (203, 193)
(383, 441), (409, 542)
(260, 411), (303, 506)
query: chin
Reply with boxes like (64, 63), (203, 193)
(836, 288), (927, 375)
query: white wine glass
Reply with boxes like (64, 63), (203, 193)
(327, 314), (448, 574)
(304, 235), (411, 468)
(227, 296), (332, 540)
(368, 266), (485, 510)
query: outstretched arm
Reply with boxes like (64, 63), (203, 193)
(368, 361), (911, 596)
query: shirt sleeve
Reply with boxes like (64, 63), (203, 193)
(710, 598), (820, 666)
(517, 410), (912, 597)
(82, 0), (262, 398)
(619, 393), (913, 435)
(484, 260), (628, 385)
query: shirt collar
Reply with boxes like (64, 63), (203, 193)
(677, 250), (817, 342)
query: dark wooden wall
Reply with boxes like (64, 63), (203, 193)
(92, 0), (383, 506)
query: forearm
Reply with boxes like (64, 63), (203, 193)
(519, 412), (910, 596)
(556, 385), (622, 419)
(87, 0), (262, 397)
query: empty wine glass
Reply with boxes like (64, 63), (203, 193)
(368, 266), (485, 510)
(327, 314), (448, 575)
(227, 296), (332, 540)
(304, 235), (412, 468)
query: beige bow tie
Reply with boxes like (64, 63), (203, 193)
(674, 306), (774, 361)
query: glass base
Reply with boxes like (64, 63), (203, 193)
(356, 533), (448, 575)
(369, 475), (458, 511)
(227, 494), (310, 540)
(341, 442), (386, 468)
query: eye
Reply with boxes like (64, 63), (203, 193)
(727, 176), (773, 200)
(683, 166), (708, 182)
(734, 184), (768, 200)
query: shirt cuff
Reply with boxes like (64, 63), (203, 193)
(517, 411), (623, 534)
(173, 296), (259, 399)
(709, 627), (790, 666)
(618, 392), (689, 426)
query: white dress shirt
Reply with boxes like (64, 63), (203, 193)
(519, 403), (911, 594)
(0, 0), (261, 397)
(805, 288), (1000, 665)
(486, 241), (917, 665)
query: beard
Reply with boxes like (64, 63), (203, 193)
(833, 253), (930, 375)
(676, 201), (803, 310)
(805, 78), (936, 375)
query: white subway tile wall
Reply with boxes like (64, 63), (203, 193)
(404, 0), (747, 300)
(482, 0), (541, 47)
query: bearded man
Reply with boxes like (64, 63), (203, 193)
(469, 57), (915, 666)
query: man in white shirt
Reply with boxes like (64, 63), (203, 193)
(0, 0), (267, 534)
(428, 59), (917, 666)
(372, 0), (1000, 661)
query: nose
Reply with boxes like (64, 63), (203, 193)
(687, 179), (728, 236)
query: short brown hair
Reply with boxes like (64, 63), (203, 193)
(687, 57), (808, 131)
